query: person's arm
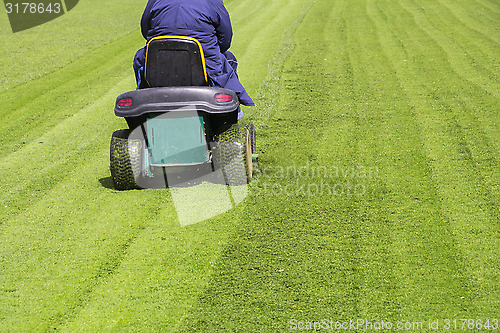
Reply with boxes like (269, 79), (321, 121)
(141, 0), (156, 39)
(212, 0), (233, 53)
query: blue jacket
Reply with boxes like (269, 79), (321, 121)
(134, 0), (254, 106)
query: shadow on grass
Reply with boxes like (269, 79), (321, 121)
(99, 177), (115, 190)
(98, 171), (229, 191)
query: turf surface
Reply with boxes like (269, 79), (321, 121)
(0, 0), (498, 331)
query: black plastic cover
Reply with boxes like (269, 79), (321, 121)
(114, 87), (239, 118)
(145, 37), (208, 87)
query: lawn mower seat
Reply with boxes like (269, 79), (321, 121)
(144, 36), (208, 88)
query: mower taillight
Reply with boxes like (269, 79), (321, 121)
(215, 94), (232, 103)
(118, 98), (133, 107)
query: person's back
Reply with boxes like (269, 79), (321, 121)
(134, 0), (254, 108)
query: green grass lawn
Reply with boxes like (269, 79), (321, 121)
(0, 0), (498, 331)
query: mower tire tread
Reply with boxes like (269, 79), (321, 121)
(213, 122), (254, 185)
(110, 129), (142, 190)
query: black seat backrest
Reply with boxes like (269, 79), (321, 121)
(144, 36), (208, 88)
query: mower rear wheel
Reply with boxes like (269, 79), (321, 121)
(245, 128), (253, 181)
(213, 123), (253, 185)
(110, 129), (142, 190)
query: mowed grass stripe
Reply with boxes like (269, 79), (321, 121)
(0, 46), (240, 332)
(360, 0), (481, 318)
(381, 0), (500, 155)
(58, 206), (248, 331)
(0, 81), (124, 226)
(0, 31), (242, 333)
(0, 152), (173, 330)
(378, 0), (499, 170)
(177, 0), (498, 330)
(374, 0), (498, 315)
(0, 72), (153, 329)
(231, 0), (315, 109)
(278, 0), (413, 320)
(0, 31), (144, 158)
(0, 0), (146, 91)
(246, 0), (316, 128)
(472, 0), (500, 17)
(431, 0), (500, 80)
(225, 0), (267, 29)
(392, 0), (499, 219)
(49, 1), (336, 328)
(0, 33), (143, 227)
(0, 1), (315, 330)
(435, 0), (500, 46)
(294, 0), (471, 320)
(0, 116), (242, 330)
(177, 1), (371, 331)
(401, 0), (498, 97)
(332, 0), (438, 319)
